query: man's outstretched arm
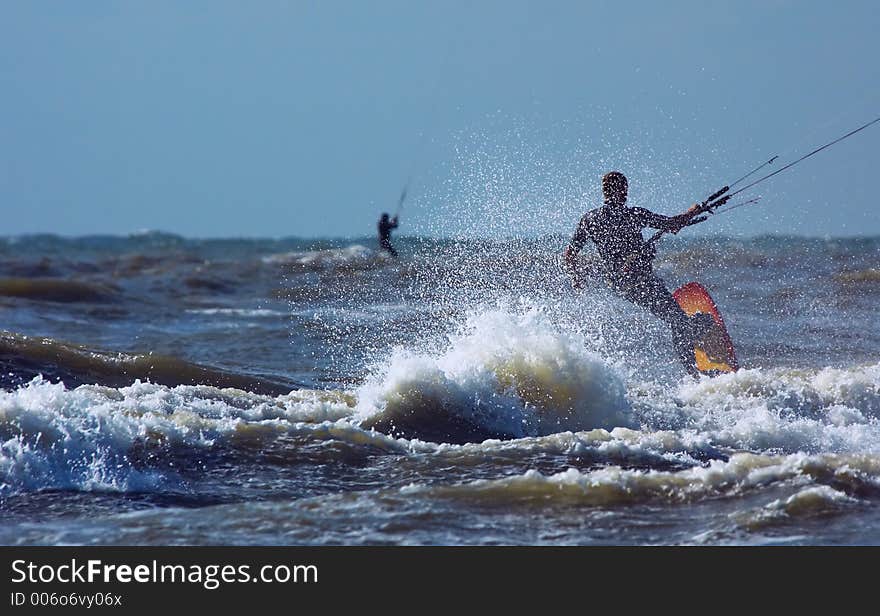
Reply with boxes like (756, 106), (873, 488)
(635, 206), (704, 233)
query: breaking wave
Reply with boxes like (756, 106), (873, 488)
(355, 308), (632, 443)
(0, 378), (358, 494)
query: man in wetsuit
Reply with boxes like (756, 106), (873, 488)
(562, 171), (710, 376)
(377, 212), (399, 257)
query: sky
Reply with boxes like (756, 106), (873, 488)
(1, 1), (879, 238)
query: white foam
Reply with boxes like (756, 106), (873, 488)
(262, 244), (385, 267)
(669, 364), (880, 454)
(763, 484), (855, 516)
(291, 303), (414, 324)
(732, 484), (858, 531)
(402, 452), (880, 506)
(423, 426), (709, 467)
(0, 378), (361, 494)
(185, 308), (285, 318)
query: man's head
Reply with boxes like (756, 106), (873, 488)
(381, 212), (390, 222)
(602, 171), (628, 206)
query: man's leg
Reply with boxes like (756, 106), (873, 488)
(379, 239), (397, 256)
(619, 274), (704, 376)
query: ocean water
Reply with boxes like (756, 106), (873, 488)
(1, 232), (879, 545)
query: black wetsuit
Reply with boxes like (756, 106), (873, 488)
(568, 204), (706, 374)
(378, 216), (399, 257)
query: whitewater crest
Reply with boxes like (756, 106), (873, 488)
(262, 244), (388, 269)
(0, 377), (360, 494)
(355, 308), (632, 442)
(401, 451), (880, 508)
(669, 363), (880, 454)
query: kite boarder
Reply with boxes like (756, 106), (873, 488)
(562, 171), (713, 376)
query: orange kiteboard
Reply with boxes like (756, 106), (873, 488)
(673, 282), (739, 374)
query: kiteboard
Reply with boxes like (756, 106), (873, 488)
(673, 282), (739, 375)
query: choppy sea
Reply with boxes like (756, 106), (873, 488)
(2, 232), (879, 545)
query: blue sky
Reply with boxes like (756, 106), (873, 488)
(2, 1), (879, 238)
